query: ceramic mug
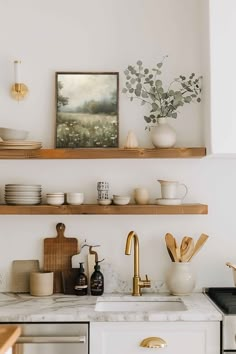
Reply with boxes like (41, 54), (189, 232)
(158, 180), (188, 200)
(30, 271), (54, 296)
(134, 188), (149, 205)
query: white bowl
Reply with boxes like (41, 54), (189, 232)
(113, 195), (130, 205)
(46, 195), (64, 205)
(66, 192), (84, 205)
(0, 127), (29, 141)
(97, 199), (112, 206)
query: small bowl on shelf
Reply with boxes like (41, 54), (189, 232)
(113, 195), (130, 205)
(97, 198), (112, 206)
(0, 127), (29, 141)
(66, 192), (84, 205)
(46, 193), (65, 206)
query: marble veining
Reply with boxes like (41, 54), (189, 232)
(0, 292), (222, 322)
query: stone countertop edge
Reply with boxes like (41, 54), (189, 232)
(0, 292), (222, 322)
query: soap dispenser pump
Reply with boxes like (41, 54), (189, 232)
(90, 260), (104, 296)
(74, 262), (88, 296)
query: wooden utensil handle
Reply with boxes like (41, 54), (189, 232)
(56, 223), (66, 238)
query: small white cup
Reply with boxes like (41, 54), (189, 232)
(30, 271), (54, 296)
(134, 188), (149, 205)
(66, 192), (84, 205)
(158, 180), (188, 200)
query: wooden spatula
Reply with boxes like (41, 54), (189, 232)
(180, 237), (194, 262)
(165, 233), (178, 262)
(187, 233), (209, 261)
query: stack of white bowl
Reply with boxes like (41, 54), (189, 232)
(5, 184), (42, 205)
(46, 193), (65, 205)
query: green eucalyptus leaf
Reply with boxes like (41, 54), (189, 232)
(184, 96), (192, 103)
(152, 103), (158, 111)
(141, 91), (149, 98)
(155, 80), (162, 87)
(144, 68), (149, 74)
(129, 88), (134, 93)
(130, 78), (136, 84)
(135, 89), (141, 97)
(137, 60), (142, 66)
(136, 83), (142, 90)
(122, 88), (128, 93)
(144, 116), (151, 123)
(157, 62), (163, 68)
(156, 70), (162, 75)
(171, 112), (177, 118)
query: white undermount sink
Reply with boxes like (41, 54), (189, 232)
(95, 297), (187, 312)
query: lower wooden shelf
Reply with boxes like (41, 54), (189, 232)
(0, 204), (208, 215)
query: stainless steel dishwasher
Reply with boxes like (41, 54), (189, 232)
(8, 323), (89, 354)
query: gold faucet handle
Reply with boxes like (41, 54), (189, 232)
(140, 274), (151, 288)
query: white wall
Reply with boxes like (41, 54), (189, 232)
(0, 0), (235, 292)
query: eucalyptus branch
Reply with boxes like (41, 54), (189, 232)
(123, 58), (202, 127)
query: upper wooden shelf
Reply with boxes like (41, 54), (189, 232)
(0, 147), (206, 159)
(0, 204), (208, 215)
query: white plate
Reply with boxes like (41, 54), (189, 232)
(0, 145), (42, 150)
(0, 140), (41, 145)
(5, 200), (41, 205)
(155, 198), (182, 205)
(5, 184), (42, 188)
(5, 191), (41, 195)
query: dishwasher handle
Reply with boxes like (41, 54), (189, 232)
(17, 335), (86, 344)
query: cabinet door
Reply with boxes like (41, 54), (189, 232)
(90, 322), (220, 354)
(206, 0), (236, 155)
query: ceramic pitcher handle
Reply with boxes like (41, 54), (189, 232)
(179, 183), (188, 200)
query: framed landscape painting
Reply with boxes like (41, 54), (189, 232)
(55, 72), (119, 148)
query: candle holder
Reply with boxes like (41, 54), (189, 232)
(11, 60), (29, 101)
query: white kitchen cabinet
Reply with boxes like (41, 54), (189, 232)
(204, 0), (236, 155)
(90, 321), (220, 354)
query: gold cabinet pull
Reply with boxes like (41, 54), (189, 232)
(140, 337), (167, 349)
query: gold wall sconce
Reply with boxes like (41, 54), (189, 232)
(11, 60), (29, 101)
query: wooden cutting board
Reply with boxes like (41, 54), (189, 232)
(43, 223), (79, 293)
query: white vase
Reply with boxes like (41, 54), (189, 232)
(166, 262), (196, 295)
(151, 117), (176, 148)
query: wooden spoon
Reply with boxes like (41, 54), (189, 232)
(226, 262), (236, 271)
(187, 233), (209, 261)
(180, 236), (190, 255)
(173, 237), (181, 262)
(165, 233), (178, 262)
(180, 237), (194, 262)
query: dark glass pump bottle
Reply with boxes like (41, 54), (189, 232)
(74, 262), (88, 296)
(90, 261), (104, 296)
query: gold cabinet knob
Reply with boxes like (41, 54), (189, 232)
(140, 337), (167, 349)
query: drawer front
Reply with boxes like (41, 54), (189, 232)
(90, 322), (220, 354)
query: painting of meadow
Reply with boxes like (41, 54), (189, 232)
(56, 72), (119, 148)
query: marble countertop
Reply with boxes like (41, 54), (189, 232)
(0, 292), (222, 322)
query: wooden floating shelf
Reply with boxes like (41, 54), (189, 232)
(0, 147), (206, 159)
(0, 204), (208, 215)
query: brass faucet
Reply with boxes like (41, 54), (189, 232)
(125, 230), (151, 296)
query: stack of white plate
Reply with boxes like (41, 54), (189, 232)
(0, 141), (42, 149)
(5, 184), (42, 205)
